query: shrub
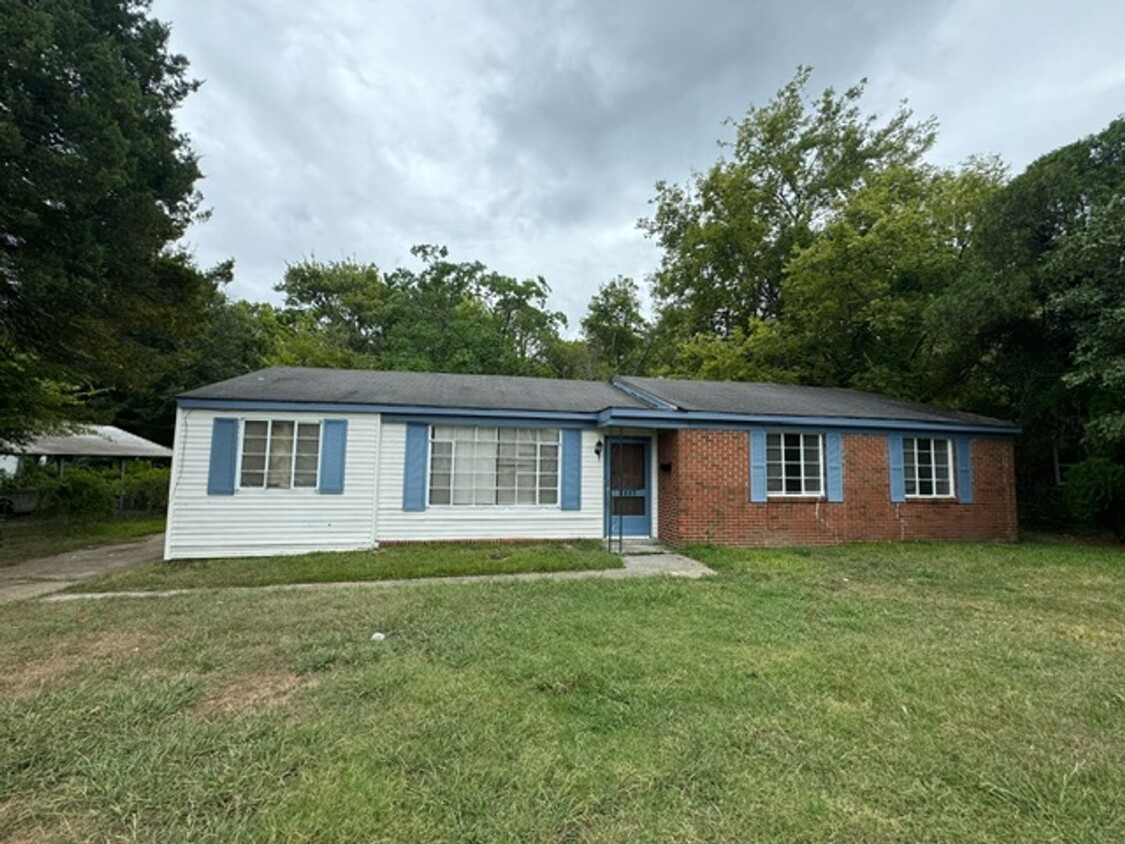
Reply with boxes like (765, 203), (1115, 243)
(38, 467), (117, 522)
(1065, 457), (1125, 540)
(120, 462), (170, 513)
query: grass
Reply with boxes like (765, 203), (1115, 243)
(67, 540), (623, 592)
(0, 515), (166, 566)
(2, 540), (1124, 842)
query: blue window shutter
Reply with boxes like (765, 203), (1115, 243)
(749, 428), (767, 503)
(956, 437), (973, 504)
(888, 434), (906, 503)
(207, 418), (238, 496)
(319, 419), (348, 494)
(403, 423), (429, 511)
(561, 429), (582, 510)
(826, 432), (844, 502)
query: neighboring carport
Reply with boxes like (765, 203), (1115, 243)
(1, 425), (172, 513)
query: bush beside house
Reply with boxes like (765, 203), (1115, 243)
(1, 461), (170, 522)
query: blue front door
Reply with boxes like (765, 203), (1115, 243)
(606, 438), (651, 537)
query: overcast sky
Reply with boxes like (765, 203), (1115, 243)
(154, 0), (1125, 328)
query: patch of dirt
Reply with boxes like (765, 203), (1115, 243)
(2, 820), (100, 844)
(0, 794), (103, 844)
(194, 671), (308, 716)
(1, 630), (157, 698)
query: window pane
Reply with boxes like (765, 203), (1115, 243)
(935, 480), (951, 496)
(267, 423), (294, 488)
(919, 478), (934, 496)
(785, 477), (802, 494)
(540, 473), (558, 491)
(934, 444), (949, 468)
(241, 454), (266, 472)
(905, 478), (917, 496)
(432, 426), (457, 440)
(805, 478), (822, 493)
(497, 488), (516, 505)
(244, 421), (268, 439)
(540, 488), (558, 505)
(241, 470), (265, 487)
(430, 488), (451, 505)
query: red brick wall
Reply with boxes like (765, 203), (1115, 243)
(656, 429), (1018, 546)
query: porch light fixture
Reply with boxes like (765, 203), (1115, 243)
(594, 439), (603, 460)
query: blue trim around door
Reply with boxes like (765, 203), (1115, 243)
(604, 437), (652, 538)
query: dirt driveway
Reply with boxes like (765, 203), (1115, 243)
(0, 534), (164, 603)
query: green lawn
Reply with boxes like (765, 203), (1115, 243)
(68, 541), (623, 592)
(0, 516), (166, 566)
(2, 541), (1123, 842)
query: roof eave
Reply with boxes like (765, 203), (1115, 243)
(598, 407), (1020, 435)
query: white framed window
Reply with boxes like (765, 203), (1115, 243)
(240, 420), (320, 489)
(429, 426), (559, 506)
(903, 437), (954, 497)
(766, 432), (824, 496)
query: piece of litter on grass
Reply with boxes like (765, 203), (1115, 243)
(371, 632), (386, 642)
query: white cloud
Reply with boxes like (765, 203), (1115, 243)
(156, 0), (1125, 332)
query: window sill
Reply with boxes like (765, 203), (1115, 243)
(425, 504), (562, 511)
(902, 496), (958, 502)
(236, 487), (322, 494)
(765, 495), (826, 502)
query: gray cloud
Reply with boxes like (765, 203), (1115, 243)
(156, 0), (1125, 328)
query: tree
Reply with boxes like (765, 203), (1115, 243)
(580, 276), (650, 375)
(641, 66), (936, 340)
(967, 118), (1125, 468)
(0, 0), (218, 441)
(665, 160), (1005, 395)
(276, 247), (568, 376)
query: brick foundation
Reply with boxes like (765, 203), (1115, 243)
(657, 430), (1018, 546)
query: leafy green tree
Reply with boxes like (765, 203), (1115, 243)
(967, 118), (1125, 473)
(276, 247), (567, 376)
(0, 0), (219, 441)
(641, 66), (936, 339)
(667, 160), (1005, 396)
(580, 276), (650, 375)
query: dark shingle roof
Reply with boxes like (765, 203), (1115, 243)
(181, 367), (1015, 430)
(180, 367), (650, 413)
(618, 376), (1015, 429)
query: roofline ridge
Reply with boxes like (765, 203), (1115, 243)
(609, 376), (679, 411)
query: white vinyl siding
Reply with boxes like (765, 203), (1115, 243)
(379, 423), (606, 541)
(766, 432), (824, 496)
(903, 437), (954, 497)
(164, 408), (379, 559)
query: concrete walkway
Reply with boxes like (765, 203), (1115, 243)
(0, 534), (164, 604)
(43, 540), (713, 603)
